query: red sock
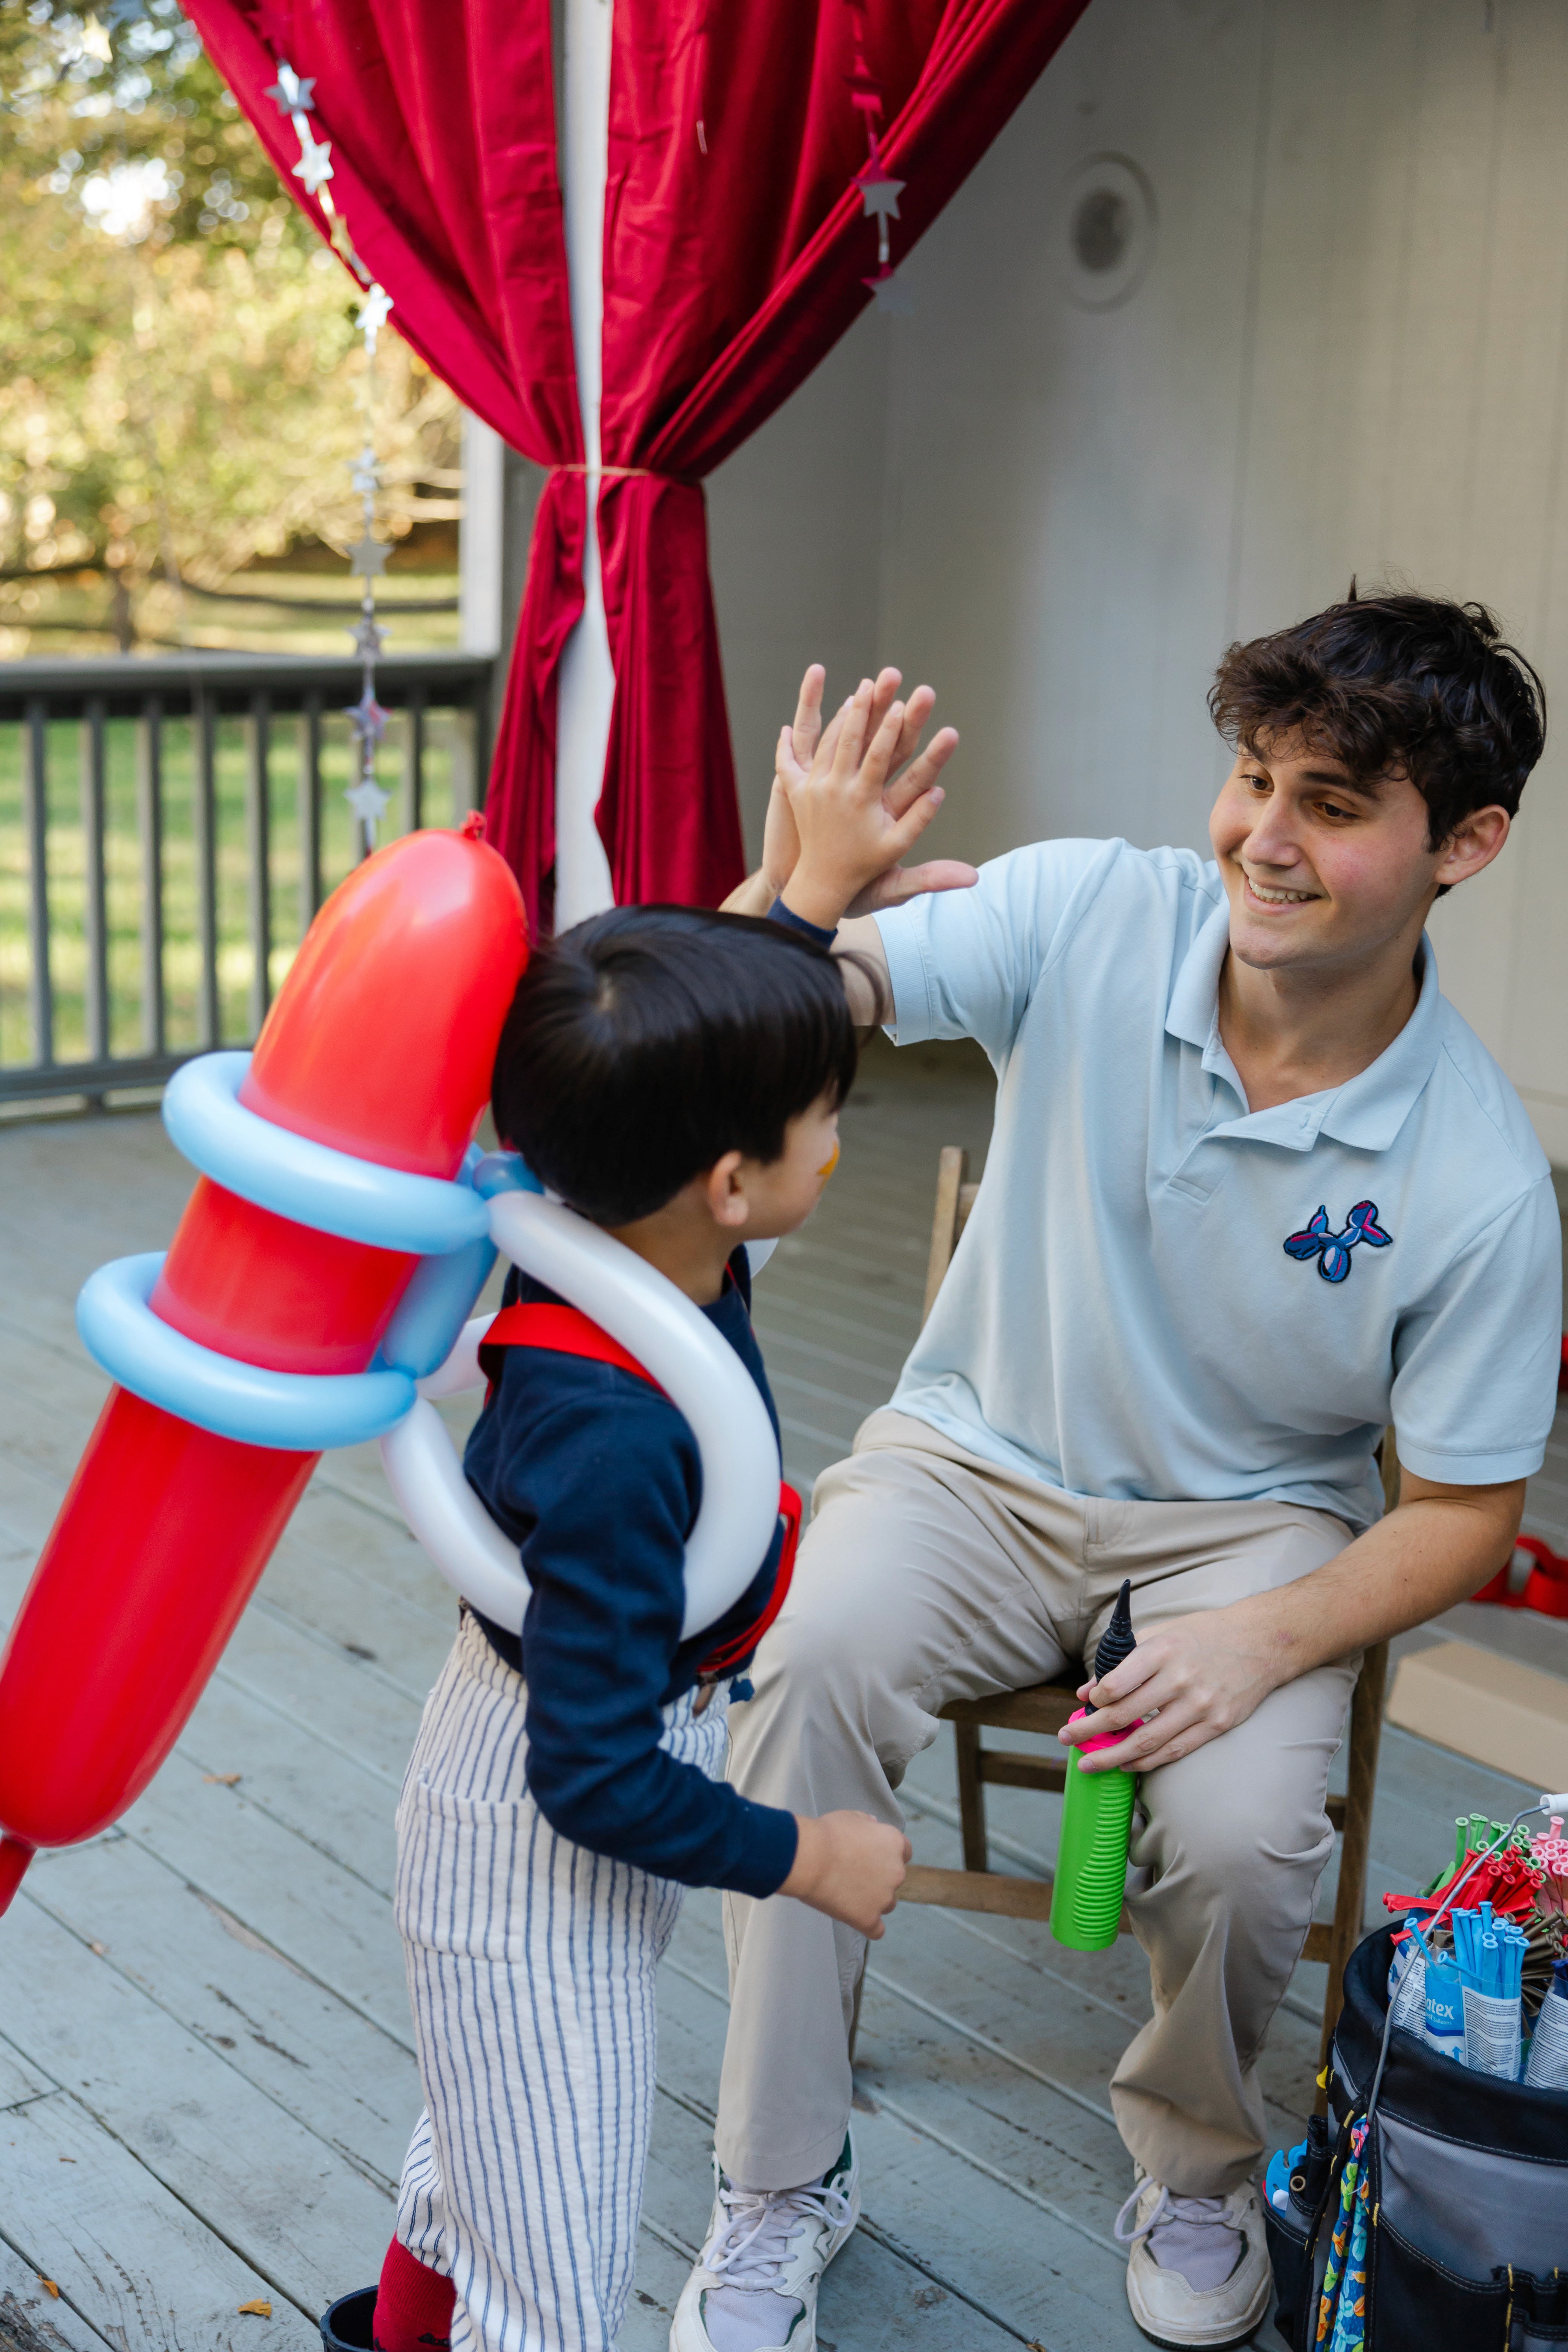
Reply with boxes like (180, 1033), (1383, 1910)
(374, 2238), (456, 2352)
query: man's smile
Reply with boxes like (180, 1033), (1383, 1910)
(1240, 871), (1323, 908)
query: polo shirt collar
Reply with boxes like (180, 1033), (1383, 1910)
(1165, 895), (1230, 1049)
(1165, 898), (1443, 1153)
(1319, 935), (1441, 1148)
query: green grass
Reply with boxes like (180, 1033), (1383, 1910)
(0, 707), (475, 1075)
(0, 571), (462, 662)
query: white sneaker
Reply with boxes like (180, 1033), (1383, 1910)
(1115, 2168), (1272, 2350)
(669, 2134), (859, 2352)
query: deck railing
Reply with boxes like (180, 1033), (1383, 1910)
(0, 651), (492, 1107)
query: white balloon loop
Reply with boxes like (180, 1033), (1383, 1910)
(378, 1194), (781, 1642)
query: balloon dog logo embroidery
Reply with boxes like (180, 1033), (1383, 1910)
(1283, 1201), (1393, 1285)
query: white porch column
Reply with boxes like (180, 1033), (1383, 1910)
(458, 410), (505, 657)
(554, 0), (617, 929)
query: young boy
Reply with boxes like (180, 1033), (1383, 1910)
(368, 906), (911, 2352)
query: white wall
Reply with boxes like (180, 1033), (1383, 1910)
(707, 318), (890, 863)
(878, 0), (1270, 869)
(709, 0), (1568, 1160)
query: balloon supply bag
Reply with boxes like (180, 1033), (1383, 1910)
(1264, 1929), (1568, 2350)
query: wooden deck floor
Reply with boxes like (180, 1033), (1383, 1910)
(1, 1036), (1563, 2352)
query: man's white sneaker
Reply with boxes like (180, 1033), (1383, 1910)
(669, 2135), (859, 2352)
(1115, 2169), (1272, 2350)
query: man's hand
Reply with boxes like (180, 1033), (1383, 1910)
(782, 1809), (911, 1938)
(775, 674), (965, 931)
(758, 664), (825, 900)
(1059, 1609), (1286, 1776)
(1060, 1470), (1525, 1776)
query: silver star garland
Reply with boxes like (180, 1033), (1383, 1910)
(267, 55), (396, 854)
(843, 5), (910, 311)
(342, 314), (394, 847)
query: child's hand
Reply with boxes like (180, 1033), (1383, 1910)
(775, 674), (964, 930)
(782, 1810), (911, 1938)
(764, 665), (895, 897)
(766, 667), (972, 924)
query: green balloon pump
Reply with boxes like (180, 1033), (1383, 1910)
(1050, 1579), (1138, 1952)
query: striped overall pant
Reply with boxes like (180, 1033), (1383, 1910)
(392, 1611), (729, 2352)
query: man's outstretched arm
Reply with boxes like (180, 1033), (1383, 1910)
(1062, 1465), (1525, 1774)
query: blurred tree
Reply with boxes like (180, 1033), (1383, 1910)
(0, 0), (459, 651)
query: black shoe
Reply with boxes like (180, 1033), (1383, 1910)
(320, 2288), (378, 2352)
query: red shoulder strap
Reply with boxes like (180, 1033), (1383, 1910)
(480, 1302), (664, 1393)
(695, 1482), (801, 1677)
(483, 1300), (797, 1674)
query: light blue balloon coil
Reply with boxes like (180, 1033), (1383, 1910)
(77, 1253), (415, 1450)
(72, 1051), (541, 1449)
(161, 1052), (492, 1256)
(376, 1151), (542, 1379)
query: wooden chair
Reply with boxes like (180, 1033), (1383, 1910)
(896, 1145), (1390, 2085)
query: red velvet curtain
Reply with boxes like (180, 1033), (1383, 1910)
(184, 0), (1089, 926)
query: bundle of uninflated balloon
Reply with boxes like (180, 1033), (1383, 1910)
(1381, 1811), (1568, 2086)
(1264, 1799), (1567, 2351)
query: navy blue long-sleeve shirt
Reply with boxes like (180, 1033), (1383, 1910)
(463, 1250), (799, 1897)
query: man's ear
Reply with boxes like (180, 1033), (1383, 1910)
(1433, 804), (1510, 891)
(701, 1150), (747, 1228)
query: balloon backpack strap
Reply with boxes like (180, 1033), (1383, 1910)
(479, 1302), (801, 1673)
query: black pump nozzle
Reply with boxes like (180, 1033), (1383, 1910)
(1084, 1579), (1135, 1713)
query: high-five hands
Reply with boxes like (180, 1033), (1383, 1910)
(765, 665), (974, 929)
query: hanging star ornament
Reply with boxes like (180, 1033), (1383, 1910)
(349, 533), (390, 579)
(292, 130), (335, 195)
(350, 613), (388, 660)
(855, 165), (904, 221)
(345, 778), (391, 825)
(357, 285), (393, 346)
(864, 267), (913, 315)
(847, 64), (909, 305)
(265, 61), (315, 115)
(344, 688), (390, 746)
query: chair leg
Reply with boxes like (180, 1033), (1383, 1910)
(1314, 1641), (1389, 2106)
(847, 1958), (866, 2066)
(953, 1720), (989, 1872)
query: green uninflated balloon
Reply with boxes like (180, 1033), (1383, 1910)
(1050, 1741), (1136, 1952)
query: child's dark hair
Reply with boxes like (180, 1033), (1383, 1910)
(492, 905), (861, 1226)
(1209, 588), (1545, 874)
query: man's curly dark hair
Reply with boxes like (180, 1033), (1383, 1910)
(1209, 587), (1546, 867)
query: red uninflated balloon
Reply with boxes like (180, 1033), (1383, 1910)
(0, 827), (527, 1911)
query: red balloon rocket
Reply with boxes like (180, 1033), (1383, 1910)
(0, 825), (526, 1914)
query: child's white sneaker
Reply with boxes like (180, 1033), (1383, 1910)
(669, 2134), (858, 2352)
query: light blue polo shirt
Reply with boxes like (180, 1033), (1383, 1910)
(873, 839), (1562, 1530)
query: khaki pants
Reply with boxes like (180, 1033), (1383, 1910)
(717, 1411), (1358, 2200)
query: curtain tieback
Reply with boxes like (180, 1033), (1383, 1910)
(547, 463), (700, 487)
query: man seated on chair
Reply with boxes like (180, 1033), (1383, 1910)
(671, 590), (1563, 2352)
